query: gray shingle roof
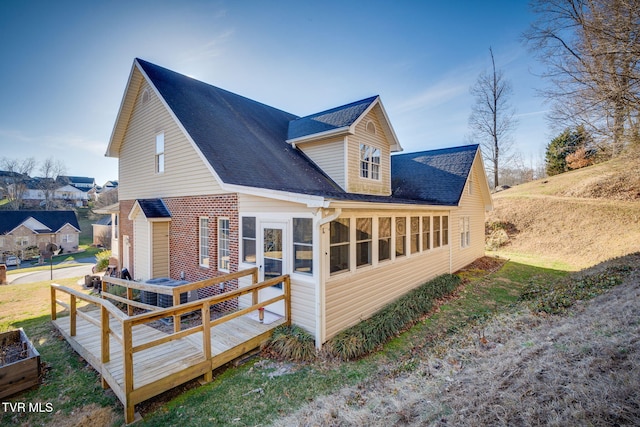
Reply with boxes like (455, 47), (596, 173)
(137, 59), (345, 196)
(287, 96), (378, 140)
(136, 199), (171, 218)
(135, 59), (477, 207)
(0, 211), (81, 234)
(391, 144), (478, 205)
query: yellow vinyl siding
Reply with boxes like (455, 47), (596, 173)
(346, 107), (392, 195)
(297, 138), (346, 189)
(152, 222), (169, 278)
(321, 209), (452, 342)
(238, 194), (315, 214)
(119, 80), (223, 200)
(449, 162), (488, 272)
(324, 245), (450, 340)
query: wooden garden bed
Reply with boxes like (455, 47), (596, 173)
(0, 328), (41, 399)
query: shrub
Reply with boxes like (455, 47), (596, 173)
(94, 249), (111, 272)
(326, 274), (461, 360)
(263, 324), (316, 361)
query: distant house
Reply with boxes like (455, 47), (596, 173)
(105, 59), (492, 347)
(91, 215), (112, 247)
(57, 175), (96, 191)
(0, 210), (81, 258)
(18, 180), (88, 208)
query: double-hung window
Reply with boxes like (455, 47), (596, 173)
(359, 144), (381, 180)
(242, 217), (256, 263)
(199, 217), (209, 267)
(218, 218), (230, 271)
(330, 218), (350, 274)
(155, 133), (165, 173)
(422, 216), (430, 250)
(442, 215), (449, 246)
(433, 216), (441, 248)
(410, 217), (420, 254)
(293, 218), (313, 274)
(460, 216), (471, 248)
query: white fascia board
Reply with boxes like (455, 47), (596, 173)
(326, 200), (454, 211)
(349, 97), (403, 152)
(222, 183), (330, 208)
(53, 223), (82, 233)
(134, 61), (227, 190)
(106, 61), (141, 158)
(286, 126), (352, 146)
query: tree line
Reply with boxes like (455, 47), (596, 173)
(469, 0), (639, 187)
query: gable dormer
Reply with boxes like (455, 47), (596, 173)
(287, 96), (402, 196)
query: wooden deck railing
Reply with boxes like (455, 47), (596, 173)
(50, 270), (291, 424)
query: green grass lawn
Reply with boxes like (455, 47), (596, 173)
(0, 259), (571, 427)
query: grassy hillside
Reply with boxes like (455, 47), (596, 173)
(486, 153), (640, 270)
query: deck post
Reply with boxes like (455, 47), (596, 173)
(285, 276), (292, 325)
(70, 295), (76, 336)
(50, 286), (56, 321)
(122, 320), (135, 424)
(173, 291), (181, 333)
(202, 302), (212, 383)
(101, 278), (107, 297)
(101, 305), (110, 364)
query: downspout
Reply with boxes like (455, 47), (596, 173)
(317, 208), (342, 227)
(314, 208), (342, 349)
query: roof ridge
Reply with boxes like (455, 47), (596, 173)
(291, 95), (379, 122)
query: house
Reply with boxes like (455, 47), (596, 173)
(10, 178), (89, 208)
(57, 175), (96, 191)
(91, 215), (112, 247)
(105, 58), (492, 347)
(0, 210), (81, 258)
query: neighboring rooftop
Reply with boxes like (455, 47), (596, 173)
(0, 210), (81, 234)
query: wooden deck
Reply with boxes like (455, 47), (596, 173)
(50, 269), (290, 424)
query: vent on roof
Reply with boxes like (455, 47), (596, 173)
(141, 88), (150, 105)
(366, 120), (376, 134)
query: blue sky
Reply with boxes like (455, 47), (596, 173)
(0, 0), (549, 186)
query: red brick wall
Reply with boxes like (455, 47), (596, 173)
(119, 195), (240, 311)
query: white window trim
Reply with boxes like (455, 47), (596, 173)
(218, 217), (230, 272)
(199, 217), (209, 268)
(460, 216), (471, 249)
(359, 143), (381, 181)
(293, 217), (313, 276)
(155, 133), (165, 174)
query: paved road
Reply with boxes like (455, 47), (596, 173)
(7, 258), (97, 284)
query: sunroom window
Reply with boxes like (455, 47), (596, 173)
(356, 218), (372, 267)
(293, 218), (313, 274)
(330, 218), (350, 274)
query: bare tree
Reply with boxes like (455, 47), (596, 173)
(0, 157), (36, 209)
(38, 157), (66, 210)
(468, 47), (518, 188)
(524, 0), (640, 156)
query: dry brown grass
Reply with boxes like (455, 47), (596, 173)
(486, 154), (640, 270)
(272, 254), (640, 426)
(271, 155), (640, 426)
